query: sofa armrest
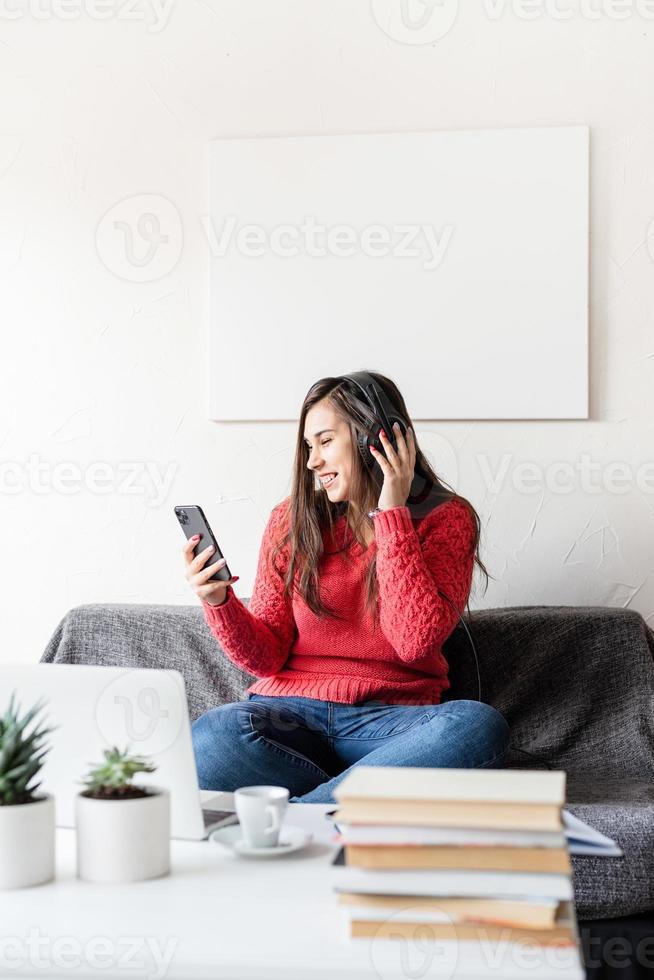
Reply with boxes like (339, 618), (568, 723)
(39, 602), (256, 722)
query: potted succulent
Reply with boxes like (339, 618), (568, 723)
(0, 692), (56, 889)
(75, 745), (170, 883)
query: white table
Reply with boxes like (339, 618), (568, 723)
(0, 794), (585, 980)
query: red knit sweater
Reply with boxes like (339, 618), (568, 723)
(201, 498), (477, 706)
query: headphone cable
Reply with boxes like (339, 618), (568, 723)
(438, 589), (482, 702)
(438, 590), (552, 771)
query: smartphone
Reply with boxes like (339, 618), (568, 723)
(175, 505), (233, 583)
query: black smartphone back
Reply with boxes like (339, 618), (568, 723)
(174, 505), (232, 583)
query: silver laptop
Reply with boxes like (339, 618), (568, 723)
(0, 664), (238, 840)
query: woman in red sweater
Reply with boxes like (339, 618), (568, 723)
(186, 371), (510, 804)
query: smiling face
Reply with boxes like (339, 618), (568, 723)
(303, 398), (355, 503)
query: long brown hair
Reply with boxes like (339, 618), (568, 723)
(270, 371), (490, 624)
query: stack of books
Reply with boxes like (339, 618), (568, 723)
(329, 765), (584, 972)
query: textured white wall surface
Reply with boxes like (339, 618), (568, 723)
(2, 0), (654, 665)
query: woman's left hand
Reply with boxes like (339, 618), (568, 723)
(371, 422), (417, 511)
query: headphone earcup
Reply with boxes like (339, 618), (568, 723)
(357, 429), (375, 470)
(357, 418), (408, 470)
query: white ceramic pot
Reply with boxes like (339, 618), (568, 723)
(0, 794), (55, 889)
(75, 786), (170, 884)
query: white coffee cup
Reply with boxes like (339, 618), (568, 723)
(234, 785), (290, 848)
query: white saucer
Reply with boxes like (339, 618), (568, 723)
(209, 823), (313, 858)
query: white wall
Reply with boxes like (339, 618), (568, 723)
(2, 0), (654, 665)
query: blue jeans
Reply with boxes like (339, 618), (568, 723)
(191, 694), (511, 804)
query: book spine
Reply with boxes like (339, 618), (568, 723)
(344, 845), (572, 875)
(349, 919), (575, 946)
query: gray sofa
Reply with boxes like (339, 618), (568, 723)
(40, 600), (654, 924)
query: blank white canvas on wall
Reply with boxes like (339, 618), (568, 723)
(208, 126), (588, 421)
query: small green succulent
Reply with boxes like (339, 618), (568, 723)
(80, 746), (156, 798)
(0, 692), (56, 806)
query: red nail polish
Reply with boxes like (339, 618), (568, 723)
(381, 430), (387, 439)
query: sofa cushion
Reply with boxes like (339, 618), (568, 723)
(566, 774), (654, 920)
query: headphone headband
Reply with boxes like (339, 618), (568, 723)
(337, 371), (448, 519)
(338, 371), (404, 450)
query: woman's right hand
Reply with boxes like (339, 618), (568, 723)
(183, 535), (239, 607)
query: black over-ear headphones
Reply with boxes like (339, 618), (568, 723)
(338, 370), (408, 468)
(337, 371), (449, 521)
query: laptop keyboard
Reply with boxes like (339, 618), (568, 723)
(202, 808), (238, 829)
